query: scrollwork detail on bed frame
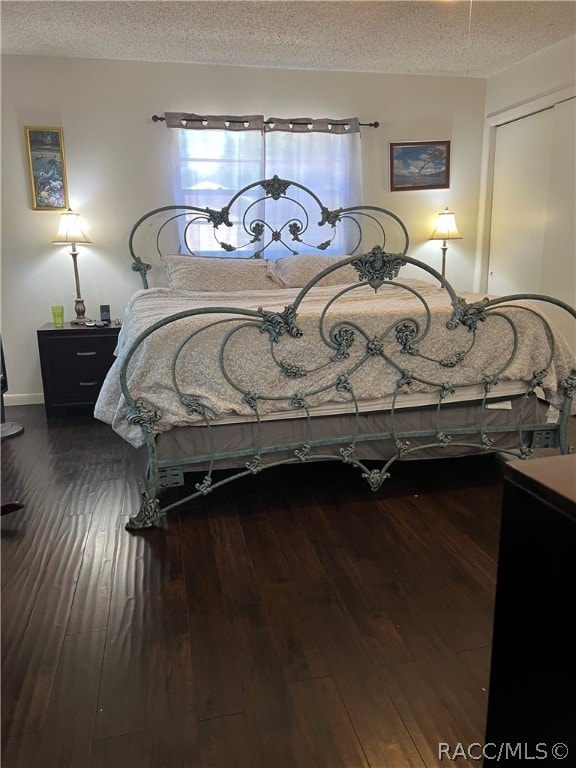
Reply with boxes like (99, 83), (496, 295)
(351, 246), (406, 287)
(119, 178), (576, 530)
(131, 256), (152, 280)
(126, 399), (161, 432)
(258, 305), (303, 342)
(561, 369), (576, 397)
(448, 296), (490, 331)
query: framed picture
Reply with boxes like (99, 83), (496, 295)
(390, 141), (450, 191)
(25, 126), (69, 210)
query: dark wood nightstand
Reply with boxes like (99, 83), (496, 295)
(37, 323), (121, 417)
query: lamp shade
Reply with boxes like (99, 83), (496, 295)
(52, 210), (92, 245)
(430, 208), (462, 241)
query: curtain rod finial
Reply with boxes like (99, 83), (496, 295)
(151, 114), (165, 123)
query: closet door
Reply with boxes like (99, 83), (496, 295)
(540, 100), (576, 317)
(488, 99), (575, 351)
(488, 109), (553, 296)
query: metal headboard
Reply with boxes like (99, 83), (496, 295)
(128, 176), (410, 287)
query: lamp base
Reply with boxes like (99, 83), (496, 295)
(72, 297), (90, 325)
(70, 318), (92, 325)
(440, 242), (448, 279)
(1, 422), (24, 441)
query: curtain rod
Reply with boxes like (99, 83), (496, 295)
(152, 114), (379, 128)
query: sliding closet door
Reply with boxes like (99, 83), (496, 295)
(488, 109), (553, 296)
(488, 99), (575, 351)
(540, 99), (576, 320)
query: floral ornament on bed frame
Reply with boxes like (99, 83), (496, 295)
(390, 141), (450, 192)
(25, 126), (69, 210)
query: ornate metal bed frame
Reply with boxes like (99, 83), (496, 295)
(119, 177), (576, 529)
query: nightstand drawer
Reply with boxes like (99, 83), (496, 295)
(50, 370), (109, 402)
(44, 336), (116, 378)
(37, 323), (121, 416)
(47, 336), (116, 368)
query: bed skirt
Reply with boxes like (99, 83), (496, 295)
(146, 393), (552, 475)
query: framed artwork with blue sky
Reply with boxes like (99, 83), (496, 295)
(390, 141), (450, 191)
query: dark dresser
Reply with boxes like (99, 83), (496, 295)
(485, 454), (576, 764)
(37, 323), (121, 416)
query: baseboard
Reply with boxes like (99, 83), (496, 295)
(4, 393), (44, 406)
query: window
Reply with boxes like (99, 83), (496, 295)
(167, 114), (363, 257)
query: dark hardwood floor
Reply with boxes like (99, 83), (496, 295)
(2, 404), (511, 767)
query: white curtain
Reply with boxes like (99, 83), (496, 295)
(167, 113), (363, 257)
(263, 118), (362, 255)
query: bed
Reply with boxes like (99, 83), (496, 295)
(94, 177), (576, 529)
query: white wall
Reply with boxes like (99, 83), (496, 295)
(485, 37), (576, 118)
(1, 54), (488, 403)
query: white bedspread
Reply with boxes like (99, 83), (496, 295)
(95, 282), (576, 447)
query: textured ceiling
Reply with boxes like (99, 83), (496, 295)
(1, 1), (575, 78)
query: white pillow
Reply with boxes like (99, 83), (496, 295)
(270, 254), (359, 289)
(164, 254), (276, 292)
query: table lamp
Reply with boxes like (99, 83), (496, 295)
(52, 210), (92, 324)
(430, 207), (462, 278)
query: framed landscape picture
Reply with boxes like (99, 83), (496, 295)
(390, 141), (450, 191)
(25, 126), (69, 210)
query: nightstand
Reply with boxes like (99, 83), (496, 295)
(37, 323), (121, 417)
